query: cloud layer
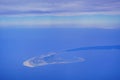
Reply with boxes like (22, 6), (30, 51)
(0, 15), (120, 29)
(0, 0), (120, 15)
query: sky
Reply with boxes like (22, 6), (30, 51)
(0, 0), (120, 15)
(0, 0), (120, 28)
(0, 0), (120, 80)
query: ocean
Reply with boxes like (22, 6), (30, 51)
(0, 27), (120, 80)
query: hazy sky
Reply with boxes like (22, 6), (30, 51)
(0, 0), (120, 28)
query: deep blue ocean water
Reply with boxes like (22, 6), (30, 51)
(0, 27), (120, 80)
